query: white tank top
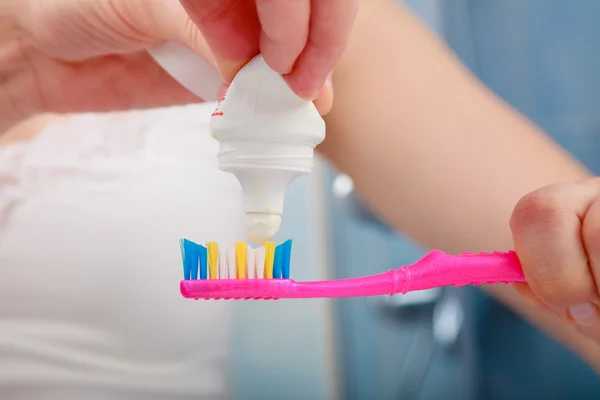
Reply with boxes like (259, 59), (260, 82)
(0, 103), (244, 399)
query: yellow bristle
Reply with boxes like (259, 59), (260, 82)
(263, 242), (275, 279)
(235, 242), (247, 279)
(207, 242), (218, 279)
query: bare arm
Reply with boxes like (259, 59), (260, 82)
(321, 0), (600, 370)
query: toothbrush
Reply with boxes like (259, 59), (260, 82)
(179, 239), (525, 300)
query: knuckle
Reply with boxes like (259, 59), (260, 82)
(527, 272), (566, 298)
(510, 188), (567, 232)
(583, 219), (600, 251)
(529, 275), (583, 306)
(180, 0), (226, 23)
(309, 34), (348, 54)
(183, 18), (205, 47)
(582, 200), (600, 252)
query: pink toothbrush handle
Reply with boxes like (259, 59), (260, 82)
(179, 250), (525, 300)
(393, 250), (525, 294)
(295, 250), (525, 297)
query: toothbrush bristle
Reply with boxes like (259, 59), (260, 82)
(179, 239), (293, 284)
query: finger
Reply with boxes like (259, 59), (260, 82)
(217, 83), (229, 102)
(514, 281), (600, 343)
(576, 315), (600, 342)
(218, 78), (331, 117)
(510, 181), (600, 325)
(179, 0), (261, 82)
(312, 72), (333, 115)
(255, 0), (310, 75)
(583, 187), (600, 287)
(581, 192), (600, 336)
(22, 0), (156, 59)
(23, 0), (217, 66)
(512, 282), (549, 310)
(40, 52), (201, 115)
(285, 0), (358, 99)
(20, 0), (210, 115)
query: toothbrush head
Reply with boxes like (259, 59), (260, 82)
(179, 238), (293, 295)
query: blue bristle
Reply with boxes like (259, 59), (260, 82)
(189, 243), (199, 280)
(281, 240), (292, 279)
(273, 244), (283, 279)
(181, 239), (199, 280)
(198, 244), (208, 280)
(179, 239), (189, 280)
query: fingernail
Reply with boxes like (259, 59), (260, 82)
(216, 59), (242, 83)
(325, 75), (333, 94)
(299, 89), (320, 101)
(217, 83), (229, 101)
(299, 81), (332, 102)
(568, 303), (600, 326)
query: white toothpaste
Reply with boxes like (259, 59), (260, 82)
(246, 245), (256, 279)
(254, 246), (266, 279)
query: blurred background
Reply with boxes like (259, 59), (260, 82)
(231, 0), (600, 399)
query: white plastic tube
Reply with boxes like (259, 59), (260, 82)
(210, 55), (326, 242)
(149, 45), (325, 242)
(147, 42), (222, 101)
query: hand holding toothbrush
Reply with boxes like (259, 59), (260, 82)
(511, 178), (600, 340)
(0, 0), (356, 133)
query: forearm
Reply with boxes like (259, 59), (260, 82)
(322, 0), (600, 370)
(323, 0), (587, 247)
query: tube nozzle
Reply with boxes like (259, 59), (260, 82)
(245, 212), (282, 243)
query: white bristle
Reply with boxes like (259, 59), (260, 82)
(247, 245), (256, 278)
(227, 246), (236, 279)
(219, 247), (228, 279)
(254, 246), (266, 279)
